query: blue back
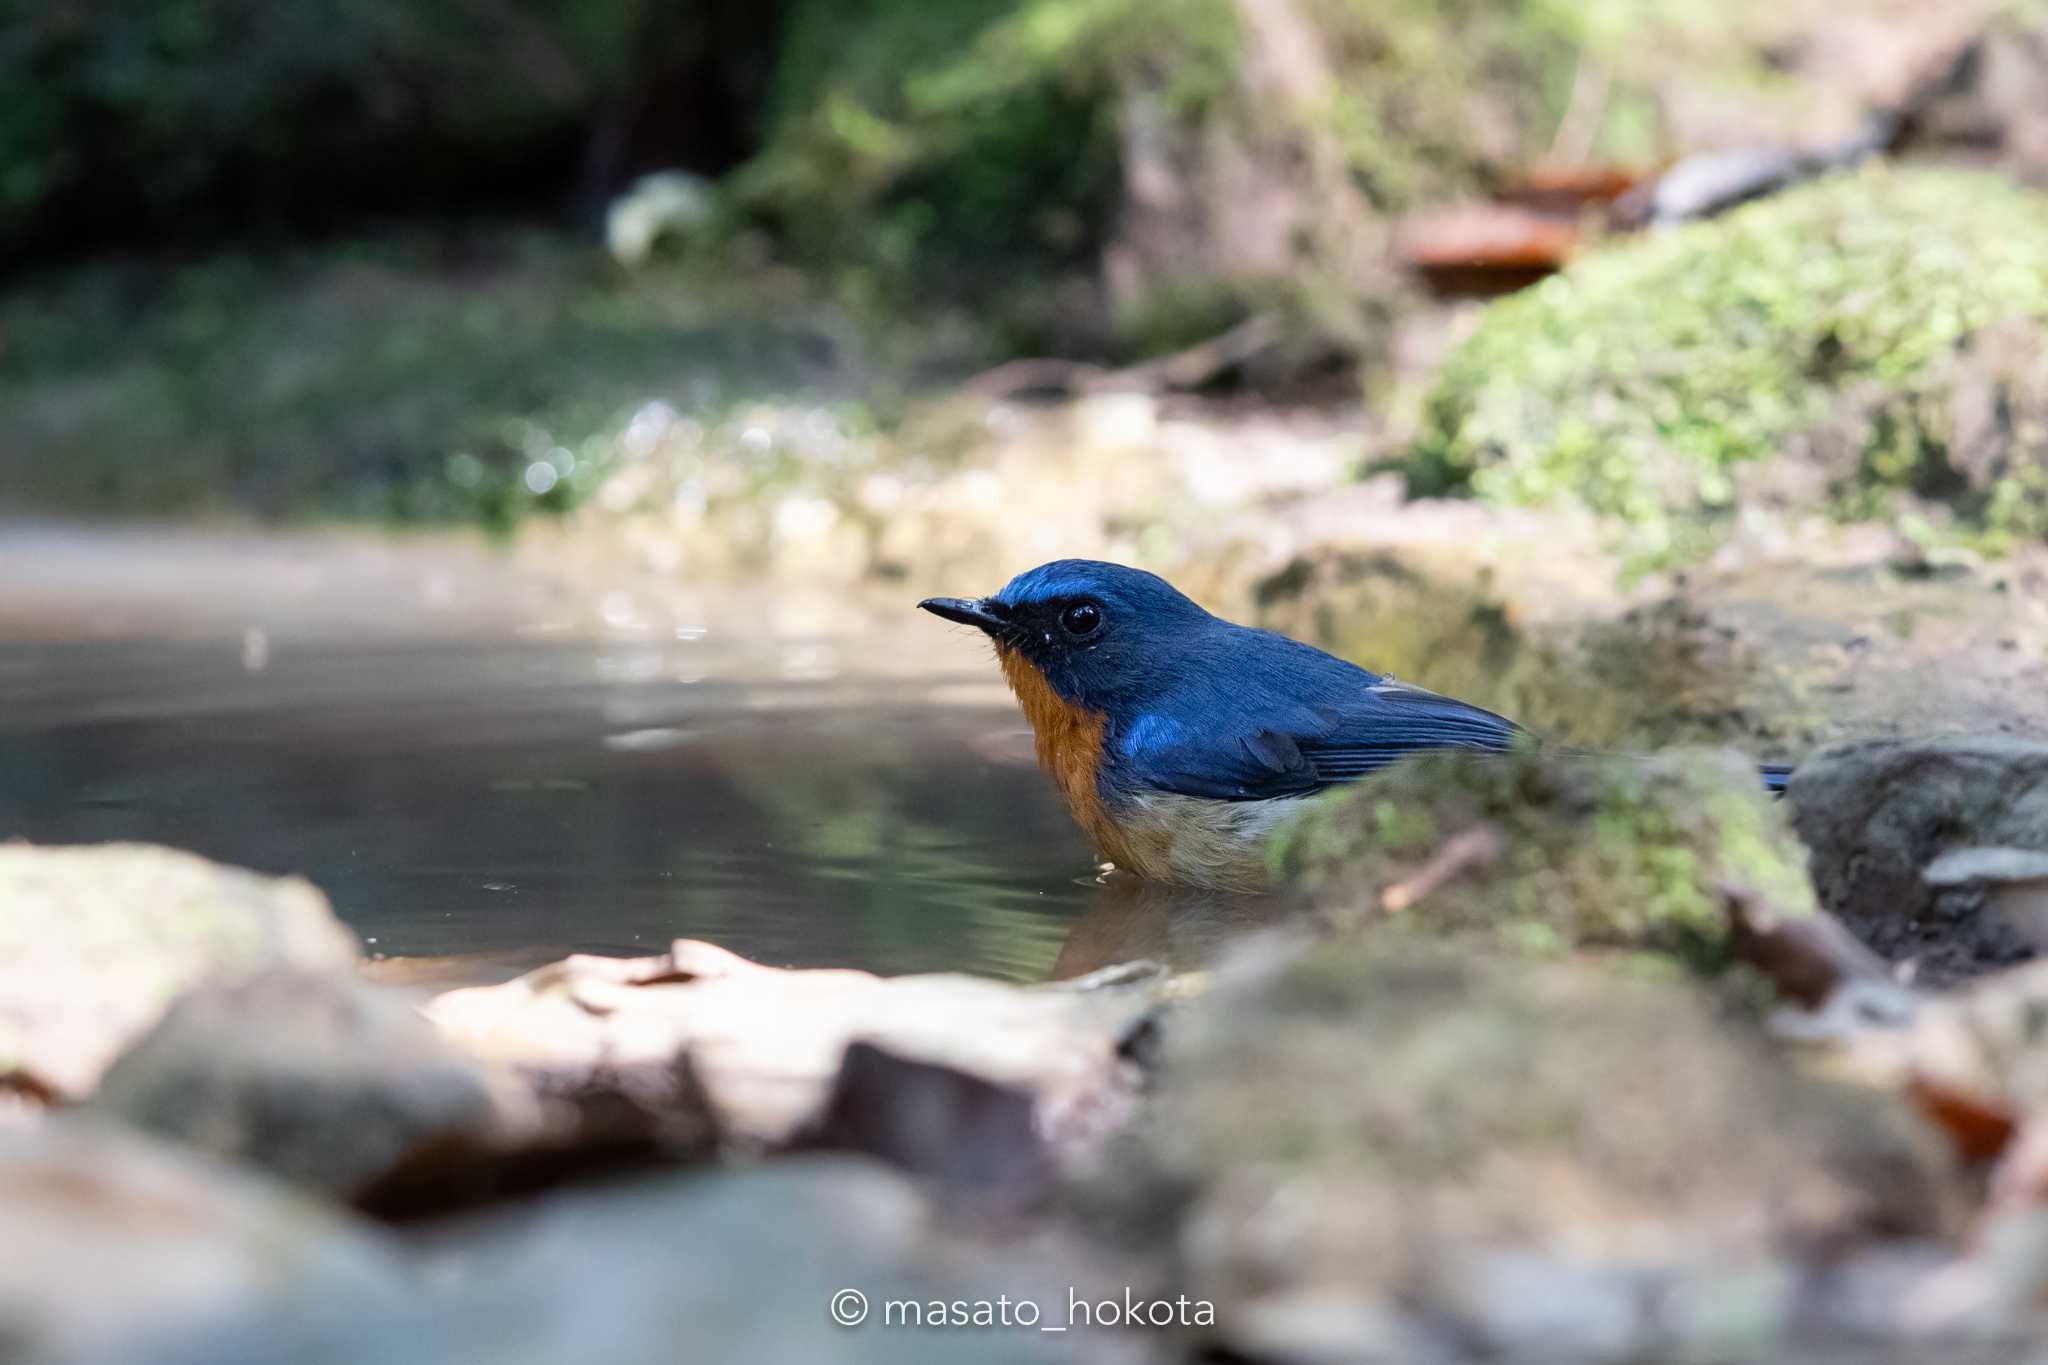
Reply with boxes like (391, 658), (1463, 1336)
(990, 560), (1524, 802)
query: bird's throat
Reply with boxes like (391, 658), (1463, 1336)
(994, 643), (1128, 864)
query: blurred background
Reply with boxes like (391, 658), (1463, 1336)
(3, 0), (2046, 981)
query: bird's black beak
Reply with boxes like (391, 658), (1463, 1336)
(917, 596), (1010, 635)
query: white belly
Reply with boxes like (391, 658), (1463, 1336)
(1109, 790), (1310, 892)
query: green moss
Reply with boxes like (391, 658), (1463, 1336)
(735, 0), (1810, 339)
(1405, 166), (2048, 561)
(732, 0), (1235, 296)
(1269, 747), (1815, 969)
(0, 0), (701, 254)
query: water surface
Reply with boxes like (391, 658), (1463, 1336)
(0, 526), (1131, 982)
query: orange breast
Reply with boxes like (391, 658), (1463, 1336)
(996, 643), (1144, 868)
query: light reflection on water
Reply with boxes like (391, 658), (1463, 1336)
(0, 637), (1105, 981)
(0, 526), (1300, 985)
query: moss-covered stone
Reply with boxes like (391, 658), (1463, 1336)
(1085, 939), (1957, 1359)
(1407, 166), (2048, 561)
(1269, 747), (1816, 968)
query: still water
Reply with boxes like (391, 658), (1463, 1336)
(0, 526), (1225, 984)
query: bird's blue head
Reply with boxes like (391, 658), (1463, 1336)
(918, 559), (1212, 713)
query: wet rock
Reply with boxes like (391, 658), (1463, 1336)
(1093, 939), (1962, 1362)
(125, 1158), (1127, 1365)
(1272, 748), (1817, 969)
(0, 1118), (404, 1364)
(1790, 736), (2048, 983)
(0, 842), (360, 1103)
(85, 971), (503, 1204)
(425, 940), (1154, 1156)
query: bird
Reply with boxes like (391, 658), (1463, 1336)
(920, 559), (1791, 892)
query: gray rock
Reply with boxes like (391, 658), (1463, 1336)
(86, 970), (501, 1203)
(1790, 737), (2048, 983)
(1090, 939), (1962, 1362)
(0, 842), (360, 1103)
(122, 1158), (1133, 1365)
(0, 1119), (404, 1365)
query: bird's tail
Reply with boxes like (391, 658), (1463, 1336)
(1759, 763), (1794, 796)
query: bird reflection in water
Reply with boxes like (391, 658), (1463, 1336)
(1050, 869), (1308, 981)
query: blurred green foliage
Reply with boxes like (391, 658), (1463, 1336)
(0, 0), (1976, 531)
(1406, 167), (2048, 559)
(726, 0), (1809, 333)
(0, 0), (754, 254)
(728, 0), (1235, 343)
(0, 233), (879, 524)
(1300, 0), (1589, 209)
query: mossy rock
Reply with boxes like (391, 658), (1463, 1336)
(1087, 940), (1957, 1360)
(1268, 747), (1815, 967)
(1407, 166), (2048, 561)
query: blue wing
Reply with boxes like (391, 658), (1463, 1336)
(1118, 676), (1524, 802)
(1293, 678), (1523, 779)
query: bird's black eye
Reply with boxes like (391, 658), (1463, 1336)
(1061, 602), (1102, 638)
